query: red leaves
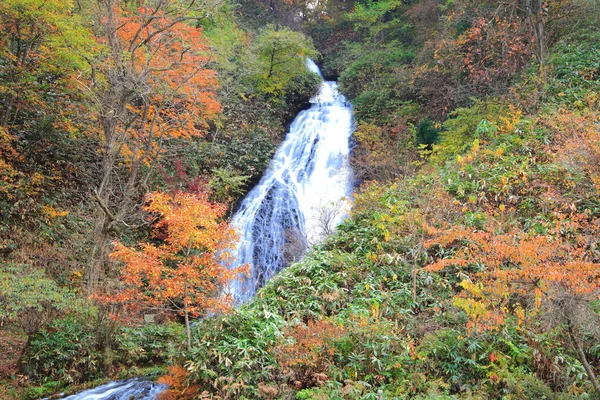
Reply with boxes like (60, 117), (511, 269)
(459, 16), (533, 93)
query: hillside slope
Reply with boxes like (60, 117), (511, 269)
(166, 22), (600, 400)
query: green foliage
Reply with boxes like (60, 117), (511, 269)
(22, 314), (102, 384)
(117, 323), (184, 366)
(348, 0), (413, 44)
(282, 71), (321, 117)
(22, 312), (184, 385)
(431, 101), (515, 163)
(415, 118), (440, 147)
(338, 46), (415, 100)
(353, 89), (402, 122)
(0, 264), (79, 335)
(251, 26), (319, 96)
(545, 28), (600, 108)
(209, 168), (251, 204)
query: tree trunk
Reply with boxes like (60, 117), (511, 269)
(567, 319), (600, 394)
(528, 0), (546, 81)
(184, 284), (192, 352)
(412, 267), (417, 302)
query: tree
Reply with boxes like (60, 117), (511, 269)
(459, 15), (532, 94)
(84, 0), (222, 291)
(425, 213), (600, 393)
(0, 0), (94, 222)
(252, 25), (318, 96)
(107, 190), (248, 351)
(0, 0), (93, 128)
(519, 0), (581, 79)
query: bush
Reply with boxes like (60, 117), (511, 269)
(353, 89), (402, 122)
(22, 312), (185, 385)
(283, 71), (321, 117)
(22, 314), (101, 384)
(117, 322), (184, 366)
(546, 28), (600, 109)
(415, 118), (440, 147)
(339, 46), (415, 100)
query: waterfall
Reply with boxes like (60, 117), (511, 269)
(52, 60), (353, 400)
(229, 59), (354, 301)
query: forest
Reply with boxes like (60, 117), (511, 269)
(0, 0), (599, 398)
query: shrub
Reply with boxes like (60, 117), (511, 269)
(117, 322), (184, 366)
(339, 46), (415, 100)
(415, 118), (440, 147)
(22, 314), (101, 384)
(22, 312), (184, 385)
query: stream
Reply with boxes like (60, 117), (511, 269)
(54, 60), (353, 399)
(51, 379), (166, 400)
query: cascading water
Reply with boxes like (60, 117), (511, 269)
(229, 60), (354, 301)
(51, 379), (166, 400)
(52, 60), (353, 400)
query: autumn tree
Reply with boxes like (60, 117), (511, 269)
(0, 0), (92, 128)
(0, 0), (94, 222)
(108, 190), (247, 351)
(464, 0), (584, 80)
(424, 212), (600, 392)
(84, 0), (222, 291)
(517, 0), (583, 78)
(459, 16), (532, 94)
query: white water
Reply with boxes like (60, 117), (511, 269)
(229, 60), (354, 301)
(51, 61), (353, 400)
(53, 379), (166, 400)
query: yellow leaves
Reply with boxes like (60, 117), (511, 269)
(370, 302), (380, 321)
(496, 106), (522, 135)
(41, 205), (69, 218)
(459, 280), (483, 297)
(453, 297), (487, 319)
(514, 305), (525, 326)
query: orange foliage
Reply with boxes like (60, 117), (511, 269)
(425, 211), (600, 331)
(459, 16), (532, 92)
(94, 1), (221, 168)
(158, 365), (204, 400)
(542, 110), (600, 195)
(275, 319), (347, 389)
(98, 190), (247, 319)
(118, 8), (220, 129)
